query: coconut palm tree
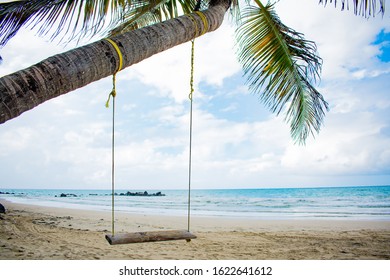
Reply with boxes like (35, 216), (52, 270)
(0, 0), (386, 143)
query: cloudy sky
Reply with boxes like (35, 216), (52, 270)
(0, 0), (389, 190)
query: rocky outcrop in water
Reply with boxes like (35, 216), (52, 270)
(52, 191), (165, 197)
(0, 191), (15, 195)
(118, 191), (165, 197)
(56, 193), (78, 198)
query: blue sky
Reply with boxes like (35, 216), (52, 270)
(0, 0), (389, 190)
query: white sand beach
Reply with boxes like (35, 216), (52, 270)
(1, 199), (389, 260)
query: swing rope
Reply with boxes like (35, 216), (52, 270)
(104, 10), (208, 239)
(187, 39), (194, 232)
(187, 10), (209, 232)
(105, 38), (123, 237)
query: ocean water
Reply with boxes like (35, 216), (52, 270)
(1, 186), (389, 220)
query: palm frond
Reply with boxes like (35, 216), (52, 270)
(108, 0), (198, 36)
(319, 0), (386, 17)
(0, 0), (131, 47)
(226, 0), (245, 24)
(236, 0), (329, 143)
(0, 0), (212, 59)
(108, 0), (243, 37)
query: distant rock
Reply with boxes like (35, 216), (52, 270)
(51, 191), (165, 198)
(0, 191), (15, 195)
(57, 193), (78, 198)
(118, 191), (165, 197)
(0, 203), (6, 214)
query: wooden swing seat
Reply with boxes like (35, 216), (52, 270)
(105, 229), (197, 245)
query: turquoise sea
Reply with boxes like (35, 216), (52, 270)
(1, 186), (389, 220)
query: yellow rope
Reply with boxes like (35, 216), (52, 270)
(187, 11), (208, 101)
(189, 40), (195, 101)
(105, 38), (123, 108)
(187, 11), (209, 40)
(187, 14), (198, 38)
(105, 38), (123, 73)
(195, 11), (209, 36)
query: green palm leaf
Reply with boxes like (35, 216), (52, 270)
(236, 0), (329, 143)
(0, 0), (133, 46)
(0, 0), (206, 47)
(108, 0), (198, 36)
(319, 0), (386, 17)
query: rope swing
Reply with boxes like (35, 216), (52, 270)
(104, 38), (123, 237)
(186, 10), (208, 233)
(104, 10), (208, 245)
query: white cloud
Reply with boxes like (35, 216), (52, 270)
(0, 30), (73, 76)
(123, 18), (241, 103)
(276, 0), (390, 80)
(1, 2), (390, 189)
(282, 114), (389, 175)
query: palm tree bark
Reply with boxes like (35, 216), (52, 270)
(0, 1), (230, 124)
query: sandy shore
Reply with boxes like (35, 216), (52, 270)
(1, 199), (389, 260)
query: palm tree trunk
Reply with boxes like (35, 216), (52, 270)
(0, 1), (230, 124)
